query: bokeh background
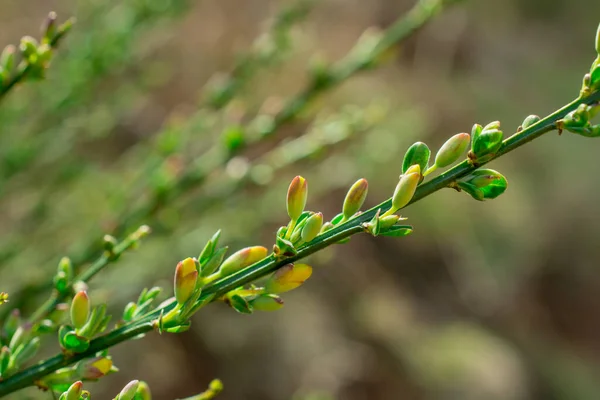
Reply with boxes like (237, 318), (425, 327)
(2, 0), (600, 399)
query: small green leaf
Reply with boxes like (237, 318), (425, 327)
(402, 142), (430, 174)
(379, 225), (413, 237)
(228, 294), (253, 314)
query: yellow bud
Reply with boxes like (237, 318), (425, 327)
(287, 176), (307, 221)
(403, 164), (421, 176)
(70, 291), (90, 329)
(174, 258), (199, 305)
(78, 356), (113, 379)
(219, 246), (268, 276)
(301, 212), (323, 243)
(65, 381), (83, 400)
(391, 172), (420, 212)
(342, 179), (368, 219)
(136, 381), (152, 400)
(265, 263), (313, 294)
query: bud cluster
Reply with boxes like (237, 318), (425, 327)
(58, 291), (111, 353)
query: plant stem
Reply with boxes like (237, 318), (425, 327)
(2, 88), (599, 397)
(26, 226), (150, 325)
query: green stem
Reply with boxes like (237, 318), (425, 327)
(26, 226), (150, 325)
(2, 89), (599, 397)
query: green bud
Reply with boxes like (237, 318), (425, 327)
(54, 257), (73, 293)
(9, 325), (30, 350)
(250, 294), (284, 311)
(265, 263), (312, 294)
(379, 215), (401, 230)
(472, 126), (503, 158)
(0, 45), (15, 84)
(19, 36), (38, 61)
(590, 64), (600, 90)
(71, 291), (90, 329)
(320, 221), (334, 233)
(59, 326), (89, 353)
(595, 22), (600, 55)
(390, 172), (420, 213)
(103, 235), (118, 252)
(0, 346), (11, 376)
(78, 304), (110, 339)
(458, 169), (508, 200)
(287, 176), (307, 221)
(219, 246), (268, 276)
(342, 179), (369, 219)
(301, 212), (323, 243)
(136, 381), (152, 400)
(123, 302), (137, 322)
(42, 12), (57, 44)
(434, 133), (470, 168)
(12, 336), (40, 365)
(64, 381), (83, 400)
(402, 142), (430, 174)
(174, 258), (199, 305)
(521, 115), (540, 130)
(116, 380), (139, 400)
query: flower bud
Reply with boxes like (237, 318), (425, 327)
(219, 246), (268, 276)
(379, 215), (400, 230)
(0, 292), (7, 305)
(174, 258), (199, 305)
(595, 22), (600, 55)
(64, 381), (83, 400)
(472, 127), (503, 158)
(287, 176), (307, 221)
(320, 221), (334, 234)
(342, 179), (368, 219)
(116, 380), (139, 400)
(250, 294), (284, 311)
(136, 381), (152, 400)
(54, 257), (73, 293)
(391, 172), (420, 212)
(402, 142), (431, 174)
(70, 291), (90, 330)
(0, 45), (15, 74)
(76, 356), (114, 380)
(459, 169), (507, 200)
(403, 164), (421, 176)
(435, 133), (470, 168)
(19, 36), (38, 61)
(0, 346), (10, 376)
(301, 212), (323, 242)
(13, 336), (40, 365)
(265, 263), (312, 294)
(521, 115), (540, 130)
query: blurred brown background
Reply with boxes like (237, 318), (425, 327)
(2, 0), (600, 399)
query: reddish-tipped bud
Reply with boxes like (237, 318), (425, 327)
(64, 381), (83, 400)
(116, 380), (139, 400)
(391, 172), (420, 213)
(265, 263), (313, 294)
(250, 294), (284, 311)
(77, 356), (114, 380)
(174, 258), (199, 305)
(70, 291), (90, 329)
(301, 212), (323, 243)
(434, 133), (470, 168)
(287, 176), (307, 221)
(342, 179), (368, 219)
(219, 246), (268, 276)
